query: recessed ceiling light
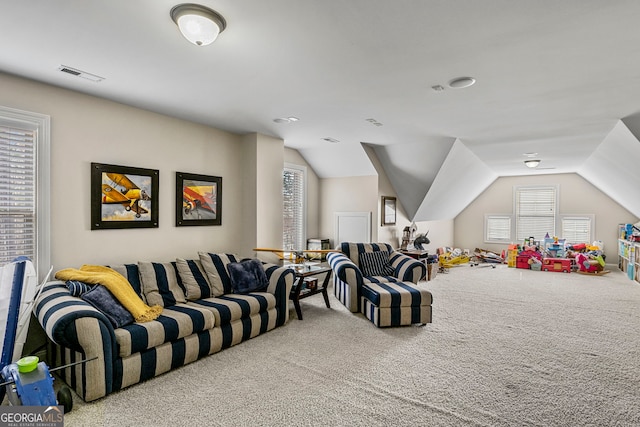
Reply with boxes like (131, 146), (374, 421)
(448, 77), (476, 89)
(322, 137), (339, 143)
(523, 152), (538, 157)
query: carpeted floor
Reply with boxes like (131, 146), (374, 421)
(62, 264), (640, 426)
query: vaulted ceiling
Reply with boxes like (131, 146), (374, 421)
(2, 1), (640, 220)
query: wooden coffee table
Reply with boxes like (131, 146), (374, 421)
(285, 263), (331, 320)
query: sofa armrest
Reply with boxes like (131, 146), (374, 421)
(389, 251), (426, 283)
(327, 252), (364, 312)
(262, 264), (295, 325)
(34, 280), (118, 401)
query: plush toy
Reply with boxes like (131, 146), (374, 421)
(575, 253), (604, 273)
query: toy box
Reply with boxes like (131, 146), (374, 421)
(516, 256), (530, 269)
(541, 258), (571, 273)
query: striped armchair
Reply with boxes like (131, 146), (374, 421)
(327, 243), (424, 310)
(34, 256), (294, 402)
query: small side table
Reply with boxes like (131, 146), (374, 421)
(399, 250), (431, 280)
(285, 263), (332, 320)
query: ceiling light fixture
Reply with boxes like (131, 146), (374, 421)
(171, 3), (226, 46)
(524, 159), (541, 168)
(448, 77), (476, 89)
(273, 116), (299, 124)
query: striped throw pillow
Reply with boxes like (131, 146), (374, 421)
(359, 251), (395, 277)
(138, 261), (187, 307)
(176, 258), (213, 300)
(198, 252), (240, 296)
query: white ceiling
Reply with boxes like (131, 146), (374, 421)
(2, 1), (640, 220)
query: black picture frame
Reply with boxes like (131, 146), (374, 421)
(91, 162), (159, 230)
(176, 172), (222, 226)
(381, 196), (397, 226)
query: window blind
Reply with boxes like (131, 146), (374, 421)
(0, 125), (36, 264)
(562, 216), (591, 244)
(515, 186), (556, 241)
(486, 215), (511, 241)
(283, 166), (304, 250)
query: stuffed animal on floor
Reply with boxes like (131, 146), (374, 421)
(575, 253), (605, 273)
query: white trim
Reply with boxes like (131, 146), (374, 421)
(0, 105), (50, 281)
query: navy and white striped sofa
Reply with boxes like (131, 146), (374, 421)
(327, 243), (432, 327)
(34, 253), (294, 402)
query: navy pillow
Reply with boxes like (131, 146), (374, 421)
(227, 259), (269, 294)
(65, 280), (95, 297)
(81, 285), (134, 328)
(359, 251), (395, 277)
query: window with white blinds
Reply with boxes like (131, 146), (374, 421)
(283, 164), (306, 251)
(515, 185), (557, 241)
(0, 106), (50, 279)
(561, 215), (593, 244)
(485, 215), (512, 242)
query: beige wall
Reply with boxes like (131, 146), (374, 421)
(454, 173), (638, 259)
(319, 175), (378, 247)
(0, 72), (283, 269)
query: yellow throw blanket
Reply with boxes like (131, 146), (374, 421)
(55, 265), (162, 323)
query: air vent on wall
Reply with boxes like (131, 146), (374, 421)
(58, 65), (105, 82)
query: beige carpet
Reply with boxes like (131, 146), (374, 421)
(61, 264), (640, 426)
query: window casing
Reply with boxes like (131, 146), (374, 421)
(283, 164), (306, 251)
(0, 106), (50, 280)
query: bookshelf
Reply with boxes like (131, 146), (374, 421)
(618, 223), (640, 283)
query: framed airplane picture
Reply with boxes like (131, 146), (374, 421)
(91, 163), (159, 230)
(175, 172), (222, 226)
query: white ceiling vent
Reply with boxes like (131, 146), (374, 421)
(58, 65), (104, 82)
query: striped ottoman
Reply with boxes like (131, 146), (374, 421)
(360, 281), (432, 327)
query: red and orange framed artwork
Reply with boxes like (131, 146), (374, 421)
(176, 172), (222, 226)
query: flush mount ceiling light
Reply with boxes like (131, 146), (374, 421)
(273, 116), (299, 124)
(524, 159), (541, 168)
(171, 3), (226, 46)
(448, 77), (476, 89)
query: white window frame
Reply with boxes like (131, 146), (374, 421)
(283, 163), (306, 251)
(484, 214), (513, 243)
(560, 214), (594, 245)
(0, 105), (50, 281)
(514, 185), (559, 242)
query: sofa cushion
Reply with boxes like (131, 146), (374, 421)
(108, 263), (146, 302)
(114, 303), (215, 357)
(138, 261), (187, 307)
(198, 252), (240, 296)
(176, 258), (213, 300)
(187, 292), (275, 326)
(227, 259), (268, 294)
(81, 284), (134, 328)
(359, 251), (395, 277)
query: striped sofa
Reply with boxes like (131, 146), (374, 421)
(327, 243), (432, 327)
(34, 253), (294, 402)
